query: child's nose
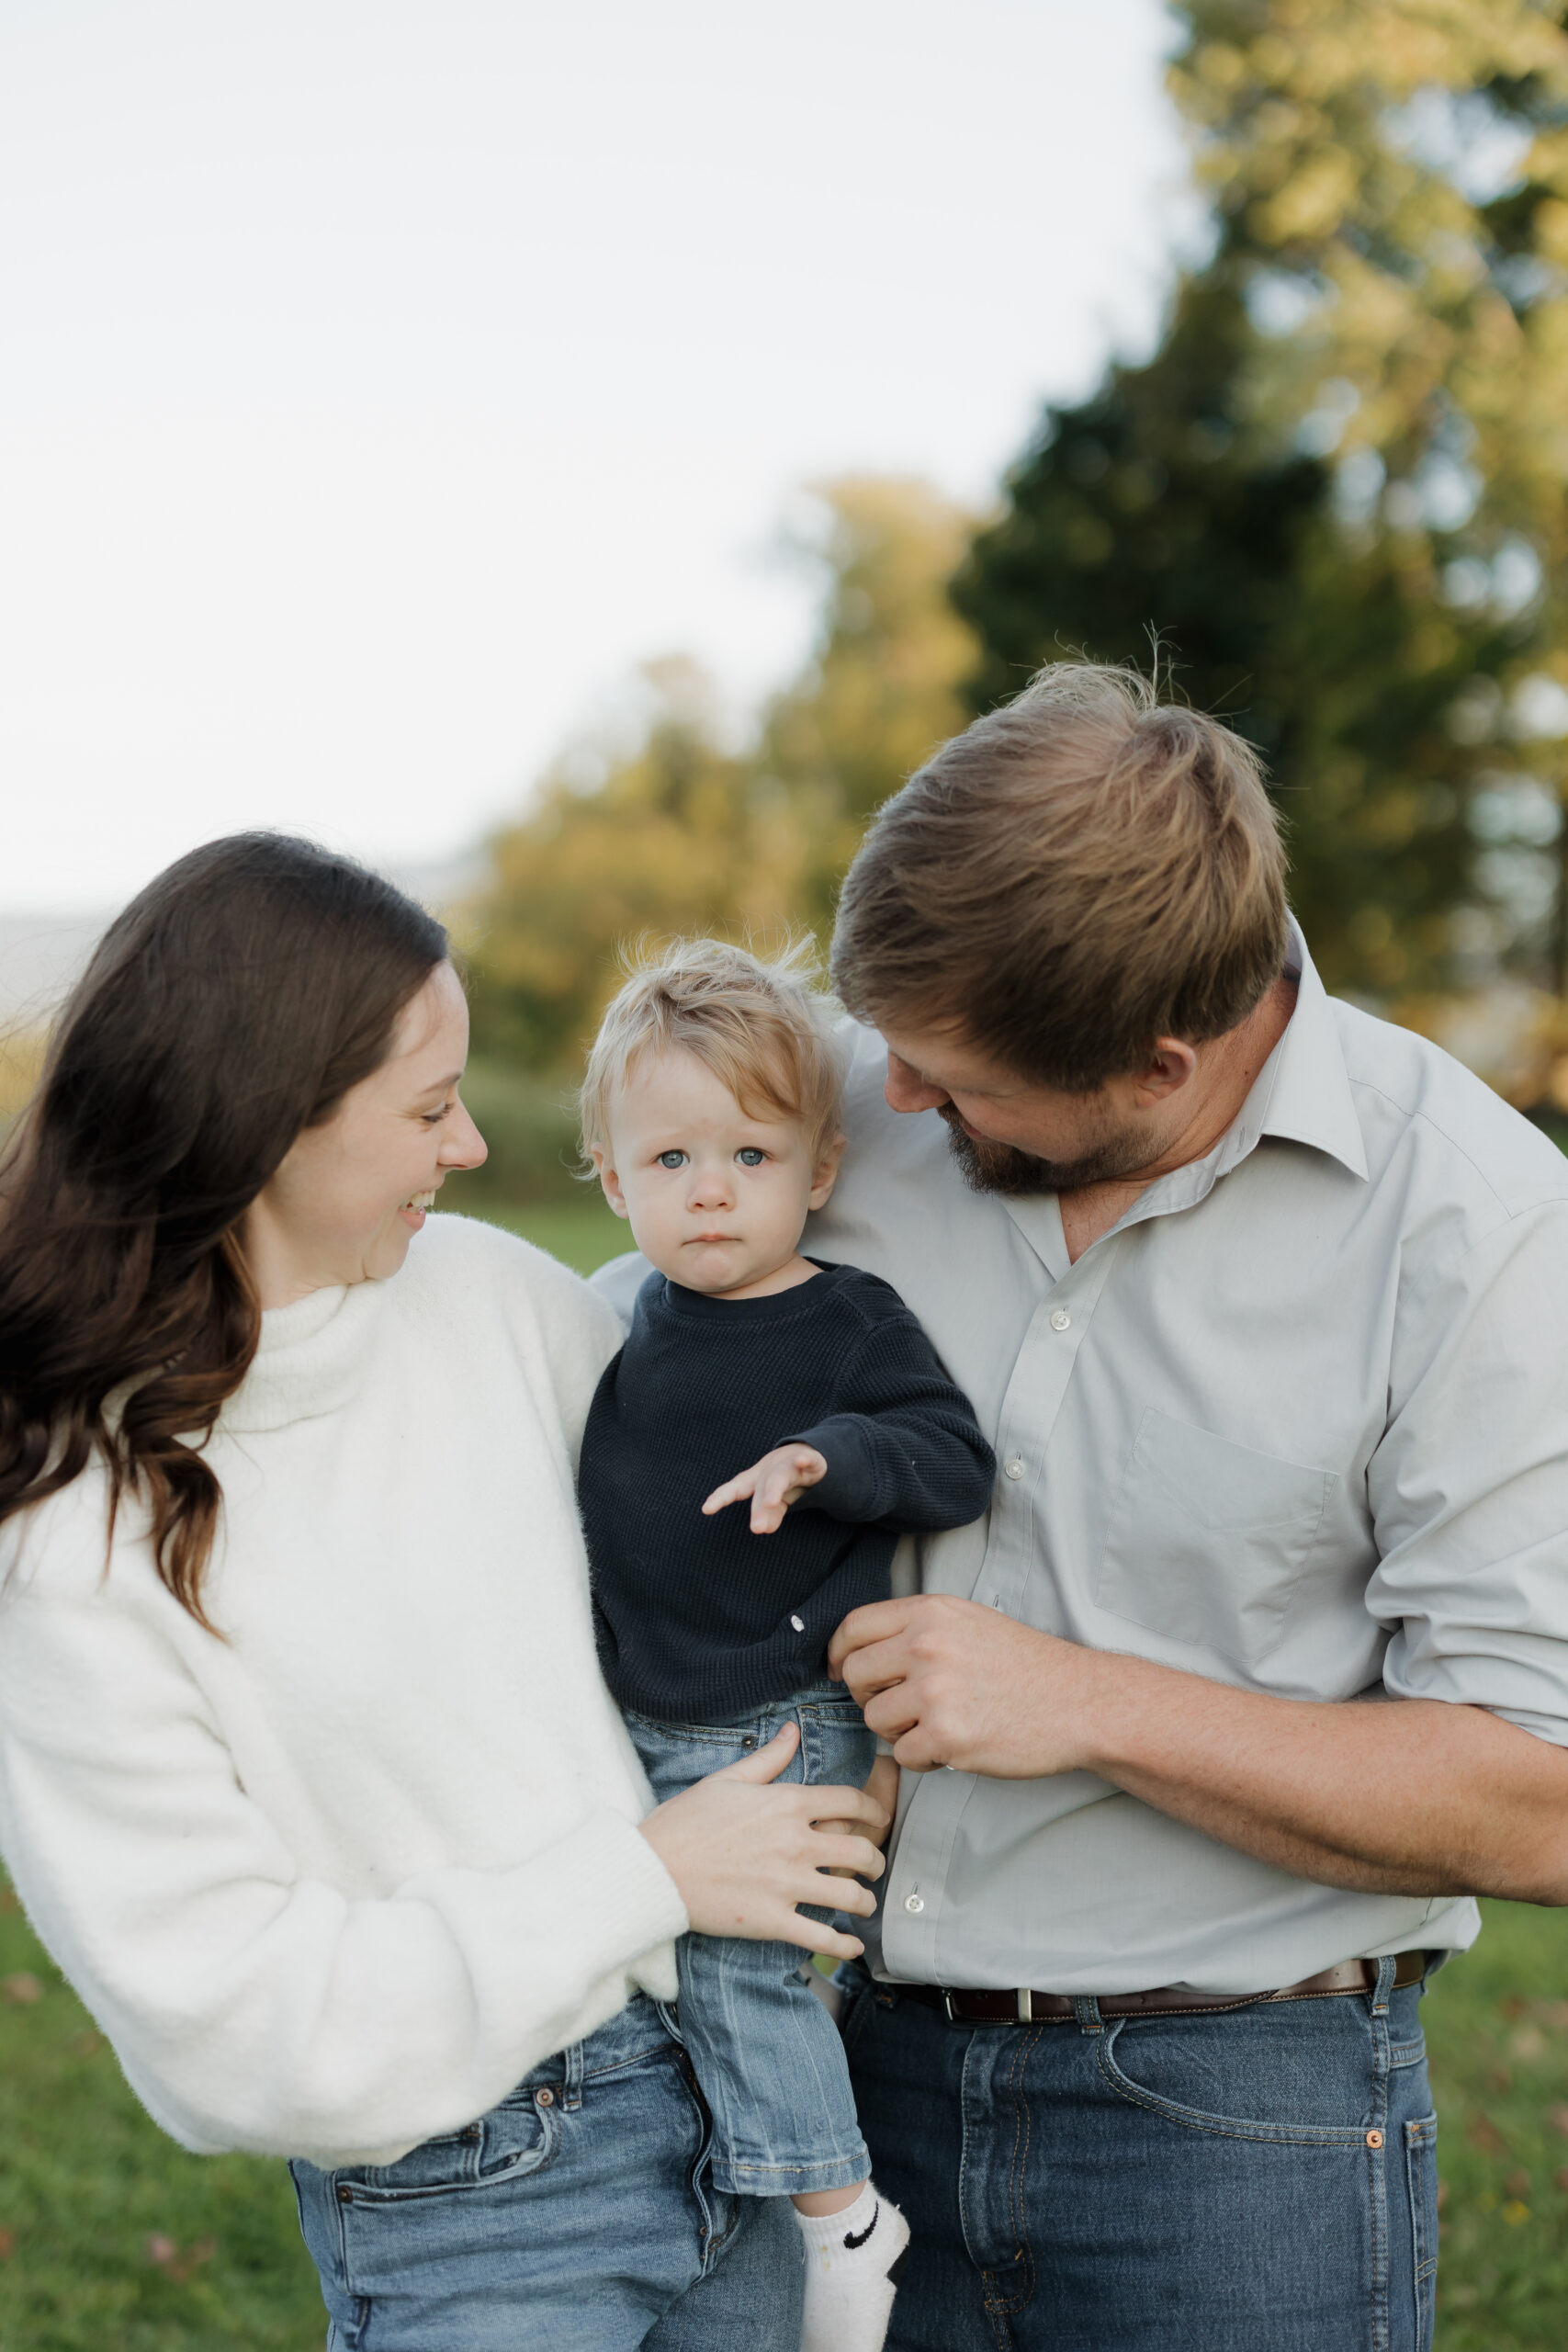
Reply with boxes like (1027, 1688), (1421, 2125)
(689, 1164), (735, 1207)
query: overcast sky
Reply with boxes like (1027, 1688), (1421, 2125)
(1, 0), (1190, 911)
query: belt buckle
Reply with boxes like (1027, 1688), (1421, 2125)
(941, 1988), (958, 2023)
(1016, 1988), (1033, 2023)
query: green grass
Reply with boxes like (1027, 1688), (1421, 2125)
(0, 1886), (1565, 2345)
(1424, 1905), (1568, 2346)
(0, 1886), (322, 2349)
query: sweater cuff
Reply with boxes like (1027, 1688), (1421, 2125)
(782, 1418), (885, 1521)
(555, 1808), (691, 1963)
(405, 1804), (689, 2004)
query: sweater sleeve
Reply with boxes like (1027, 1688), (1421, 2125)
(785, 1311), (997, 1532)
(0, 1544), (686, 2168)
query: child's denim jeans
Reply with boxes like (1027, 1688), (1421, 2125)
(626, 1676), (877, 2199)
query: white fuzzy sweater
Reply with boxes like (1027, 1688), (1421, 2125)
(0, 1216), (686, 2166)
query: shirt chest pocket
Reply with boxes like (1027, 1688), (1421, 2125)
(1095, 1409), (1337, 1669)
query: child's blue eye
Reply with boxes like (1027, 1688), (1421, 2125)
(657, 1150), (687, 1170)
(736, 1148), (767, 1168)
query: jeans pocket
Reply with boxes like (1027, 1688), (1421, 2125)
(334, 2093), (559, 2206)
(1093, 2017), (1369, 2144)
(1405, 2113), (1438, 2352)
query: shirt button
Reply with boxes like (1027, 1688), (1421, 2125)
(789, 1613), (805, 1632)
(1050, 1307), (1071, 1331)
(1004, 1459), (1024, 1480)
(904, 1893), (925, 1914)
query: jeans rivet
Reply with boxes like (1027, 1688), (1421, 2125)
(741, 1736), (757, 1750)
(536, 2086), (556, 2108)
(335, 2185), (354, 2204)
(1365, 2129), (1384, 2149)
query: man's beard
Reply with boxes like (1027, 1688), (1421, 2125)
(939, 1104), (1153, 1197)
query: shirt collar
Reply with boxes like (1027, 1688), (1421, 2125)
(1070, 919), (1368, 1252)
(1241, 918), (1369, 1182)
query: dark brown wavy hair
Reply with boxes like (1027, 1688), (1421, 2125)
(0, 833), (448, 1628)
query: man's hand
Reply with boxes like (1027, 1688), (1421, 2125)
(828, 1593), (1098, 1774)
(704, 1444), (829, 1534)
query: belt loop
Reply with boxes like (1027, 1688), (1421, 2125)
(561, 2037), (585, 2112)
(1371, 1955), (1397, 2018)
(1073, 1995), (1102, 2035)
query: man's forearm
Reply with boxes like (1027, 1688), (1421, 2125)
(1077, 1650), (1568, 1903)
(829, 1596), (1568, 1906)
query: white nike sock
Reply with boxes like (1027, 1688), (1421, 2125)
(795, 2180), (910, 2352)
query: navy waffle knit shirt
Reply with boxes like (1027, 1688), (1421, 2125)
(581, 1259), (997, 1722)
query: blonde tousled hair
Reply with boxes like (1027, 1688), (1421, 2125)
(580, 937), (845, 1166)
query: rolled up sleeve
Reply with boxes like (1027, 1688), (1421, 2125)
(1369, 1198), (1568, 1744)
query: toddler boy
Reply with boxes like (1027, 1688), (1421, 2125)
(578, 940), (996, 2352)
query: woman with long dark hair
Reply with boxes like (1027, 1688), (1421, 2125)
(0, 834), (886, 2349)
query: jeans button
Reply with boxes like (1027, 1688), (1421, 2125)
(536, 2086), (556, 2108)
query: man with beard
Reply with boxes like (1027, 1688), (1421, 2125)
(799, 660), (1568, 2349)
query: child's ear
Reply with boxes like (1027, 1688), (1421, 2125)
(591, 1143), (631, 1221)
(807, 1131), (848, 1212)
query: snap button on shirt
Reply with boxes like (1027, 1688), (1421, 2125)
(1050, 1307), (1071, 1331)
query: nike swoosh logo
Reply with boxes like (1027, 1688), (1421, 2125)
(844, 2206), (879, 2251)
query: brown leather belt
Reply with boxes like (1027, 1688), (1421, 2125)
(897, 1950), (1431, 2025)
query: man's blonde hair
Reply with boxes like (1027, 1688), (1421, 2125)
(580, 938), (845, 1165)
(831, 661), (1290, 1091)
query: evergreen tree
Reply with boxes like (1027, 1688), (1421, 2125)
(955, 0), (1568, 998)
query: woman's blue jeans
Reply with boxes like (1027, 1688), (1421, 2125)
(842, 1960), (1439, 2350)
(289, 1994), (804, 2349)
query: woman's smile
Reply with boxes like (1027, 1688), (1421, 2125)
(398, 1183), (440, 1230)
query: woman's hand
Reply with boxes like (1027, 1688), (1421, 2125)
(816, 1750), (900, 1878)
(637, 1724), (888, 1960)
(702, 1445), (828, 1533)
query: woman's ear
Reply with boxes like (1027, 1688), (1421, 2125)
(807, 1131), (848, 1212)
(590, 1144), (630, 1221)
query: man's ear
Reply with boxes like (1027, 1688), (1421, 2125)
(1132, 1038), (1199, 1105)
(590, 1143), (631, 1220)
(807, 1131), (848, 1212)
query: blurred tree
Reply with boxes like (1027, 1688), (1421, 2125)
(955, 0), (1568, 999)
(467, 481), (976, 1070)
(756, 478), (978, 933)
(467, 657), (791, 1069)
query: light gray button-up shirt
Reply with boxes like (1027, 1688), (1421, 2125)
(592, 927), (1568, 1994)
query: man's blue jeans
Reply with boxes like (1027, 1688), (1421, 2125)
(290, 1995), (804, 2350)
(842, 1961), (1439, 2350)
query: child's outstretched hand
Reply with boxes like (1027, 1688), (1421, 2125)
(703, 1444), (829, 1534)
